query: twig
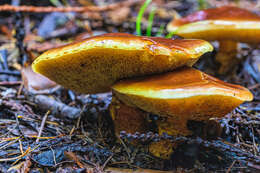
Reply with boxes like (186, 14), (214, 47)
(17, 115), (59, 126)
(64, 151), (85, 168)
(0, 81), (22, 86)
(0, 147), (30, 162)
(0, 70), (20, 76)
(0, 138), (20, 150)
(27, 41), (67, 52)
(17, 81), (24, 97)
(36, 110), (50, 143)
(19, 139), (24, 154)
(15, 113), (25, 137)
(102, 154), (114, 170)
(0, 135), (64, 141)
(248, 83), (260, 90)
(0, 1), (139, 13)
(33, 95), (81, 119)
(226, 160), (237, 173)
(1, 99), (36, 117)
(21, 156), (32, 173)
(50, 146), (57, 166)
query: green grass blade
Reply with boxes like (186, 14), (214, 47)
(50, 0), (62, 6)
(136, 0), (152, 36)
(198, 0), (207, 10)
(146, 6), (156, 36)
(165, 32), (176, 38)
(155, 24), (165, 37)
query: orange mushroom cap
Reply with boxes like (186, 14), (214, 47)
(32, 33), (213, 94)
(112, 67), (253, 121)
(167, 6), (260, 43)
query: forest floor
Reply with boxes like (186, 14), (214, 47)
(0, 0), (259, 172)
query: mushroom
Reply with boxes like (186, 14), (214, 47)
(32, 33), (213, 94)
(111, 67), (253, 158)
(167, 6), (260, 73)
(32, 33), (252, 159)
(112, 67), (253, 135)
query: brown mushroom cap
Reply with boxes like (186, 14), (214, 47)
(32, 33), (213, 94)
(112, 67), (253, 131)
(167, 6), (260, 43)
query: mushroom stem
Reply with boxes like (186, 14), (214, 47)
(216, 40), (238, 74)
(157, 116), (191, 136)
(109, 96), (149, 135)
(149, 119), (223, 159)
(149, 116), (190, 159)
(149, 140), (175, 159)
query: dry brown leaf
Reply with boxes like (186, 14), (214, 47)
(107, 7), (130, 24)
(21, 65), (57, 91)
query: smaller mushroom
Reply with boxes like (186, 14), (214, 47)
(111, 67), (253, 158)
(112, 67), (253, 135)
(167, 6), (260, 73)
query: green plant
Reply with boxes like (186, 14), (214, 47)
(49, 0), (62, 6)
(198, 0), (207, 10)
(165, 31), (175, 38)
(146, 6), (156, 36)
(136, 0), (152, 36)
(155, 24), (165, 37)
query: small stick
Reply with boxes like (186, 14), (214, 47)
(36, 110), (50, 143)
(15, 113), (25, 137)
(50, 146), (57, 166)
(0, 81), (22, 86)
(0, 0), (139, 13)
(0, 70), (20, 76)
(226, 160), (237, 173)
(19, 139), (24, 154)
(17, 80), (24, 97)
(33, 95), (81, 119)
(0, 147), (31, 162)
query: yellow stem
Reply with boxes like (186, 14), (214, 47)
(216, 40), (238, 74)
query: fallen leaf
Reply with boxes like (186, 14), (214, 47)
(21, 66), (57, 91)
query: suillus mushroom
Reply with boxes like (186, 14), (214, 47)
(112, 67), (253, 136)
(32, 33), (253, 159)
(167, 6), (260, 73)
(32, 33), (213, 94)
(111, 67), (253, 158)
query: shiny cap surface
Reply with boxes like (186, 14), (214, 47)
(112, 67), (253, 119)
(32, 33), (213, 94)
(167, 6), (260, 42)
